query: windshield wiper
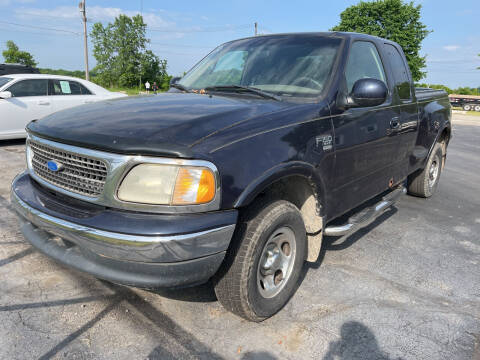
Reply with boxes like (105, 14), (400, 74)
(203, 85), (281, 101)
(170, 83), (190, 93)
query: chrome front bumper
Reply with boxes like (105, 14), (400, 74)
(11, 173), (237, 287)
(12, 190), (235, 263)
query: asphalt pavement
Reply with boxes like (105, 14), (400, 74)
(0, 113), (479, 360)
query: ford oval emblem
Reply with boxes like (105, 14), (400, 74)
(47, 160), (64, 172)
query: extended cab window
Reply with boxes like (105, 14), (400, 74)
(345, 41), (386, 92)
(51, 80), (92, 95)
(6, 79), (48, 97)
(384, 44), (411, 100)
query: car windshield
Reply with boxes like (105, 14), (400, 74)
(0, 77), (13, 88)
(178, 35), (342, 98)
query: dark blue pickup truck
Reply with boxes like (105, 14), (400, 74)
(11, 32), (451, 321)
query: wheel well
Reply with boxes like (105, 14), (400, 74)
(242, 175), (324, 262)
(438, 127), (450, 168)
(439, 127), (451, 145)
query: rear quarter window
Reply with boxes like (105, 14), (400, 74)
(384, 44), (411, 100)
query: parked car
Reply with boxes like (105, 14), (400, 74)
(0, 63), (40, 76)
(11, 32), (451, 321)
(0, 74), (127, 139)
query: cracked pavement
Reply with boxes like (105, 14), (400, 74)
(0, 113), (479, 359)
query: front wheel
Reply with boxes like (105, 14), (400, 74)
(407, 142), (443, 198)
(474, 105), (480, 112)
(463, 104), (472, 111)
(214, 199), (307, 322)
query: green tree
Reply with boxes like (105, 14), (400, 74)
(331, 0), (430, 81)
(140, 51), (169, 89)
(2, 40), (37, 67)
(91, 14), (168, 88)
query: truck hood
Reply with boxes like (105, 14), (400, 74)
(27, 92), (290, 157)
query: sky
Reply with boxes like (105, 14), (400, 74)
(0, 0), (478, 88)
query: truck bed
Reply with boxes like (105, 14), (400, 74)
(415, 87), (448, 101)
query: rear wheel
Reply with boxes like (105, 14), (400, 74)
(474, 105), (480, 112)
(463, 104), (472, 111)
(214, 199), (307, 322)
(407, 143), (443, 198)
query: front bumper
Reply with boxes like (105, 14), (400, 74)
(11, 172), (238, 288)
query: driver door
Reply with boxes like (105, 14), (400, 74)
(329, 41), (402, 218)
(0, 79), (51, 138)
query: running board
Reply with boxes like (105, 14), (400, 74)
(324, 186), (407, 237)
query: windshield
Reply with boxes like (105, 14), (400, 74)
(179, 35), (342, 98)
(0, 77), (13, 88)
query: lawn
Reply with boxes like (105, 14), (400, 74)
(452, 107), (480, 116)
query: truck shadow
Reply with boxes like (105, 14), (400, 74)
(0, 138), (25, 148)
(149, 281), (217, 303)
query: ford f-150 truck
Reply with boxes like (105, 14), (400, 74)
(11, 32), (451, 321)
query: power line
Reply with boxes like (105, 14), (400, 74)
(147, 24), (251, 33)
(0, 25), (77, 37)
(149, 41), (216, 49)
(0, 20), (81, 35)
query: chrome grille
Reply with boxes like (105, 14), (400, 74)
(29, 140), (108, 197)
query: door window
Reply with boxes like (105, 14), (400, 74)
(384, 44), (411, 100)
(6, 79), (48, 97)
(345, 41), (387, 92)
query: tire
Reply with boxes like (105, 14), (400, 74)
(462, 104), (471, 111)
(407, 142), (443, 198)
(214, 199), (307, 322)
(474, 105), (480, 112)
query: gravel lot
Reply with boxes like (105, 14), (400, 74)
(0, 114), (479, 360)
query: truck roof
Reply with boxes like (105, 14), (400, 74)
(232, 31), (401, 47)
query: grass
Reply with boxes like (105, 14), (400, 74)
(106, 87), (143, 96)
(452, 107), (480, 116)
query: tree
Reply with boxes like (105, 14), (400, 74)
(331, 0), (430, 81)
(91, 14), (168, 88)
(2, 40), (37, 67)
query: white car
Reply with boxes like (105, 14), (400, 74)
(0, 74), (127, 139)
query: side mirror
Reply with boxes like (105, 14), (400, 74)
(170, 76), (181, 86)
(0, 91), (12, 99)
(349, 78), (387, 108)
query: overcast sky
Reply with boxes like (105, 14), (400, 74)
(0, 0), (478, 88)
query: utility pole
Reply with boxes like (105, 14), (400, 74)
(254, 22), (258, 36)
(79, 0), (90, 81)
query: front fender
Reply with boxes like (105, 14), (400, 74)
(234, 161), (326, 215)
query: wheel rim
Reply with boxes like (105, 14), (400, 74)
(257, 226), (297, 299)
(428, 159), (439, 189)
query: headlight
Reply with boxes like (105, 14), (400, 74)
(117, 163), (217, 205)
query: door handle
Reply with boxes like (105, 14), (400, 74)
(390, 117), (400, 130)
(37, 100), (50, 105)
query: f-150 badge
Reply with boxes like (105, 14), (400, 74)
(316, 135), (333, 151)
